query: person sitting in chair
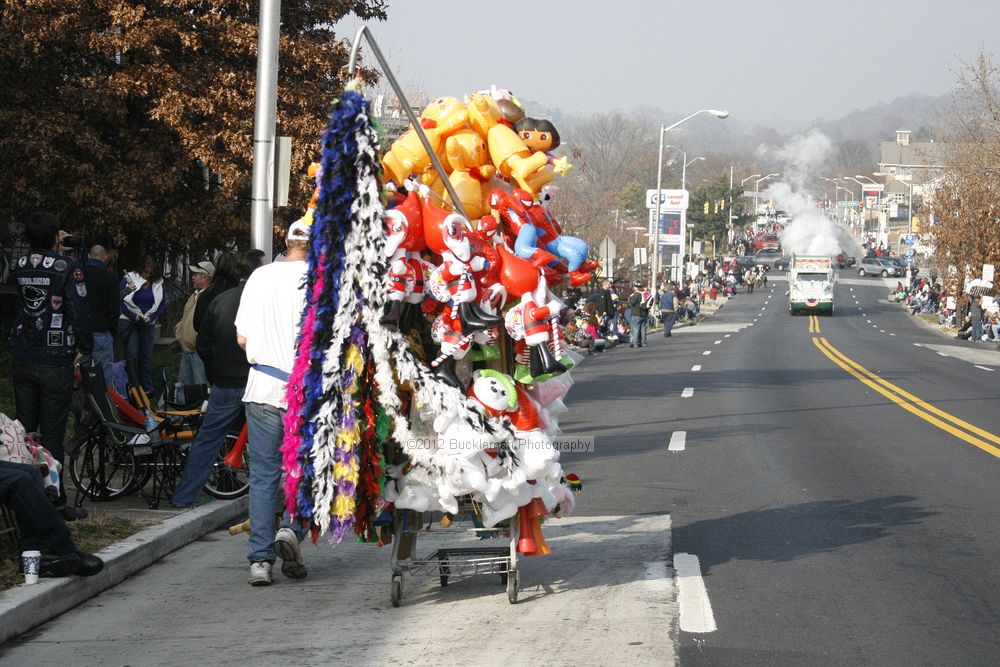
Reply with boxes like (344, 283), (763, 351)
(0, 460), (104, 577)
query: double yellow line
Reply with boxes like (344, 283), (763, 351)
(812, 336), (1000, 458)
(808, 314), (821, 333)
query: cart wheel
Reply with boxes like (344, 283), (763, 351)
(439, 560), (450, 588)
(390, 575), (402, 607)
(506, 569), (519, 604)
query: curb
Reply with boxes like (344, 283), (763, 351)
(0, 495), (248, 645)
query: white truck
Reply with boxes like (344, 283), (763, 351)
(788, 255), (834, 315)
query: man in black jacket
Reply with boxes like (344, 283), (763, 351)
(170, 255), (255, 507)
(10, 212), (93, 517)
(82, 245), (119, 387)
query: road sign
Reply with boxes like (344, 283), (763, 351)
(634, 247), (647, 266)
(905, 248), (914, 258)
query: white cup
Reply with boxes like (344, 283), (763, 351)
(22, 550), (41, 585)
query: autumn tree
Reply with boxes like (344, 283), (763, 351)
(929, 49), (1000, 288)
(0, 0), (386, 261)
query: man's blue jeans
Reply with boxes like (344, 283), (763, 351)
(972, 317), (983, 341)
(178, 352), (208, 395)
(245, 401), (306, 563)
(92, 332), (115, 389)
(629, 315), (648, 346)
(171, 385), (245, 506)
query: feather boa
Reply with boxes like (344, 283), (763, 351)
(282, 87), (582, 546)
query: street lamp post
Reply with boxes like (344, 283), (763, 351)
(683, 156), (705, 190)
(650, 109), (729, 301)
(753, 173), (780, 224)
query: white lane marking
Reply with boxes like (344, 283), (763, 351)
(748, 323), (755, 326)
(682, 387), (694, 398)
(879, 329), (885, 333)
(975, 365), (995, 372)
(713, 339), (722, 345)
(724, 334), (731, 338)
(913, 343), (922, 347)
(866, 319), (872, 324)
(889, 333), (896, 336)
(703, 350), (711, 356)
(872, 325), (878, 328)
(668, 431), (687, 451)
(691, 365), (701, 372)
(760, 307), (766, 311)
(674, 553), (717, 633)
(850, 288), (854, 291)
(937, 352), (949, 357)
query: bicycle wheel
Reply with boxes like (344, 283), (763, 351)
(203, 429), (250, 499)
(69, 428), (148, 500)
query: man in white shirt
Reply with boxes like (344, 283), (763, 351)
(235, 221), (310, 586)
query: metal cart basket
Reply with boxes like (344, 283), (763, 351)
(389, 501), (520, 606)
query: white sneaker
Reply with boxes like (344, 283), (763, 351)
(248, 561), (273, 586)
(273, 528), (307, 579)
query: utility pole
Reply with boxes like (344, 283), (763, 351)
(250, 0), (281, 261)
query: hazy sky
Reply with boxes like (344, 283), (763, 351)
(336, 1), (1000, 128)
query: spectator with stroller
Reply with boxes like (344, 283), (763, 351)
(118, 255), (166, 396)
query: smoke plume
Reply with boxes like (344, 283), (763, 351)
(755, 129), (851, 257)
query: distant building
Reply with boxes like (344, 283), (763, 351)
(875, 129), (951, 241)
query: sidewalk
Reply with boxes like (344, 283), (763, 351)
(0, 293), (737, 647)
(0, 495), (247, 645)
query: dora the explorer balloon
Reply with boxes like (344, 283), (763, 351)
(382, 96), (468, 186)
(514, 117), (572, 175)
(467, 93), (554, 195)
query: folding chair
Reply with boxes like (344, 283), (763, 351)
(73, 364), (189, 509)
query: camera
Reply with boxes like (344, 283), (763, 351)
(60, 235), (85, 249)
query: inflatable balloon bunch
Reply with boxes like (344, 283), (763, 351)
(281, 84), (584, 554)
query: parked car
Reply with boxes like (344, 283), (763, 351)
(773, 254), (791, 271)
(754, 247), (783, 271)
(857, 257), (903, 278)
(885, 256), (919, 276)
(835, 252), (855, 268)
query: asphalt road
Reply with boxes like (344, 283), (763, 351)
(563, 272), (1000, 665)
(5, 270), (1000, 666)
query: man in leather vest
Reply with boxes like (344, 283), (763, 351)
(9, 212), (93, 518)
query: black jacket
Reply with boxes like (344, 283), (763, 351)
(82, 260), (119, 334)
(197, 284), (250, 388)
(10, 248), (93, 365)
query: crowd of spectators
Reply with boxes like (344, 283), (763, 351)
(893, 275), (1000, 348)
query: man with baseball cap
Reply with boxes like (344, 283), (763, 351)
(174, 260), (215, 393)
(235, 220), (310, 586)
